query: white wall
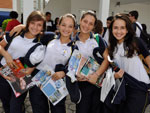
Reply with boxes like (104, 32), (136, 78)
(110, 2), (150, 33)
(43, 0), (71, 21)
(43, 0), (150, 33)
(71, 0), (99, 23)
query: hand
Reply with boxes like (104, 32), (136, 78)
(1, 74), (13, 81)
(5, 54), (17, 69)
(87, 72), (99, 84)
(19, 67), (35, 75)
(51, 71), (65, 81)
(76, 73), (88, 81)
(9, 24), (25, 36)
(19, 77), (26, 90)
(114, 69), (124, 79)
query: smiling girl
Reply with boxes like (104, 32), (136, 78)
(74, 10), (109, 113)
(0, 11), (46, 113)
(27, 13), (76, 113)
(108, 14), (150, 113)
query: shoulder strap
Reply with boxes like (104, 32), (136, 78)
(0, 32), (17, 61)
(94, 33), (100, 46)
(5, 32), (17, 50)
(102, 27), (107, 37)
(134, 23), (142, 31)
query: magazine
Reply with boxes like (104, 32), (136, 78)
(66, 49), (82, 82)
(76, 56), (87, 76)
(32, 70), (68, 106)
(79, 57), (105, 88)
(67, 50), (105, 87)
(0, 59), (34, 97)
(80, 57), (100, 76)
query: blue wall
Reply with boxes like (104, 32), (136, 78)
(0, 11), (10, 27)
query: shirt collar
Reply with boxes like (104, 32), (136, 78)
(55, 34), (74, 47)
(20, 31), (40, 43)
(75, 32), (95, 41)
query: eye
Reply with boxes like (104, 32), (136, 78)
(83, 20), (88, 24)
(113, 26), (118, 29)
(68, 25), (74, 28)
(121, 26), (126, 30)
(38, 24), (42, 27)
(30, 21), (35, 25)
(61, 23), (66, 27)
(89, 22), (94, 26)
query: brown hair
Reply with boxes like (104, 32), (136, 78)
(93, 19), (103, 34)
(108, 14), (137, 59)
(59, 13), (76, 27)
(80, 10), (97, 26)
(25, 11), (46, 32)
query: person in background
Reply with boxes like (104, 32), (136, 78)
(93, 19), (104, 36)
(70, 14), (79, 39)
(102, 16), (114, 45)
(45, 11), (54, 32)
(129, 10), (142, 37)
(141, 23), (150, 49)
(5, 11), (21, 32)
(53, 17), (60, 34)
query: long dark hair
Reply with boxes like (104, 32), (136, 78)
(108, 14), (138, 59)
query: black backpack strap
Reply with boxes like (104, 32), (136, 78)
(23, 43), (43, 67)
(0, 32), (17, 61)
(5, 32), (17, 50)
(102, 27), (107, 37)
(134, 23), (142, 31)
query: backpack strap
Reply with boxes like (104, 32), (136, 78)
(94, 33), (100, 46)
(0, 32), (17, 61)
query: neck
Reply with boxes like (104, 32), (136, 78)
(60, 36), (71, 44)
(79, 32), (90, 42)
(25, 32), (35, 39)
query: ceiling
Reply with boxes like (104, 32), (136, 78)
(111, 0), (150, 5)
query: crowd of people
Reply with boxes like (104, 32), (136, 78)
(0, 9), (149, 113)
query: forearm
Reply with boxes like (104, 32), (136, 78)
(96, 59), (109, 76)
(0, 45), (10, 58)
(95, 49), (109, 76)
(145, 55), (150, 69)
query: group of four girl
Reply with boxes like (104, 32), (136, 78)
(0, 9), (150, 113)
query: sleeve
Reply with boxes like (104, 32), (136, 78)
(93, 35), (107, 65)
(136, 37), (150, 58)
(55, 64), (68, 73)
(24, 43), (46, 67)
(40, 32), (55, 46)
(3, 32), (13, 44)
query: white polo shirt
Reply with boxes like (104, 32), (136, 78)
(75, 32), (106, 59)
(135, 21), (142, 38)
(1, 35), (37, 66)
(36, 38), (73, 71)
(113, 42), (150, 84)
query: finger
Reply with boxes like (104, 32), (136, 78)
(4, 76), (12, 81)
(52, 75), (58, 81)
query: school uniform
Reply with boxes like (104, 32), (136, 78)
(75, 32), (106, 113)
(29, 34), (75, 113)
(112, 37), (150, 113)
(0, 32), (43, 113)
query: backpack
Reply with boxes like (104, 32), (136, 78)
(134, 23), (150, 49)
